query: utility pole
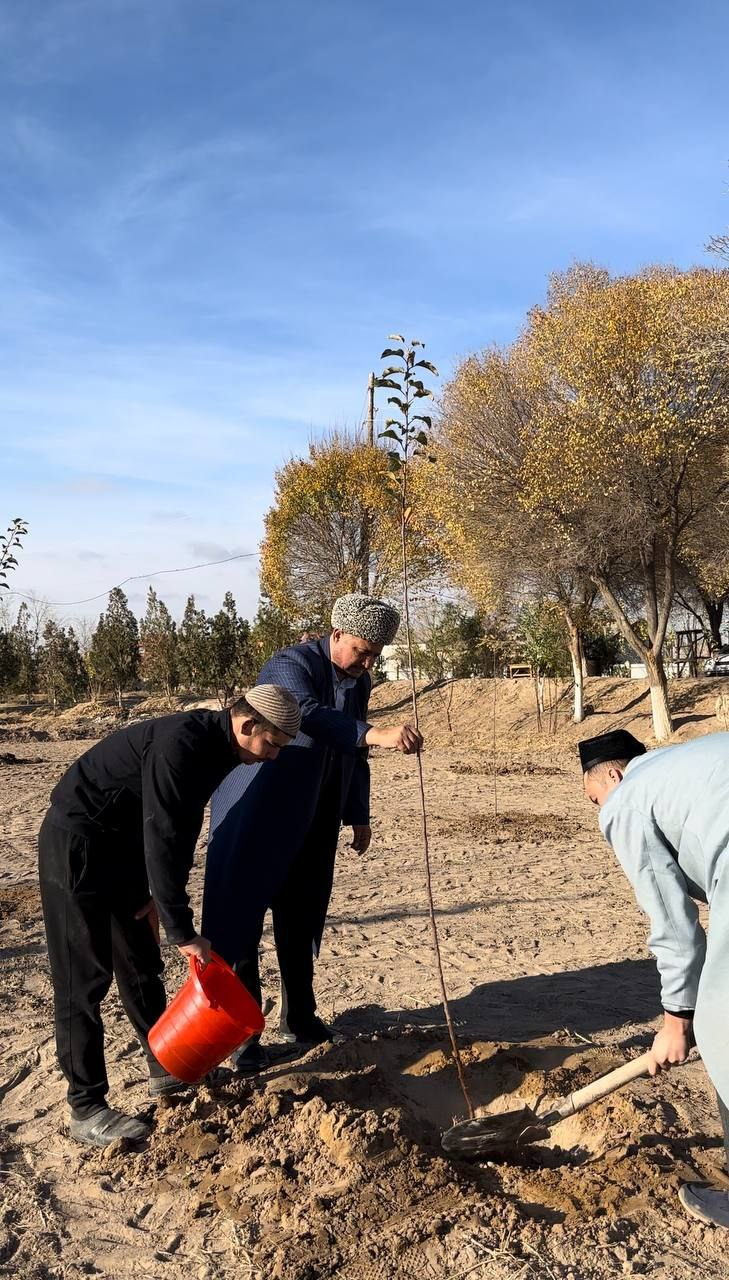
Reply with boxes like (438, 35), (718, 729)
(361, 373), (376, 593)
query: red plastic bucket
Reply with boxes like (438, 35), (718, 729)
(148, 951), (264, 1082)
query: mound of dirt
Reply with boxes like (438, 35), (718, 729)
(47, 702), (121, 740)
(82, 1032), (716, 1280)
(127, 694), (185, 719)
(449, 760), (565, 778)
(53, 700), (118, 724)
(0, 726), (51, 743)
(369, 675), (729, 753)
(0, 882), (42, 926)
(454, 811), (586, 844)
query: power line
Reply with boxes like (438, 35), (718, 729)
(5, 552), (258, 608)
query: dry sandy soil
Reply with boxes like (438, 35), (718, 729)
(2, 677), (729, 1279)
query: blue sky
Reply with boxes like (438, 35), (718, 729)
(3, 0), (728, 628)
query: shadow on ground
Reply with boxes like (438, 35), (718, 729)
(336, 957), (661, 1042)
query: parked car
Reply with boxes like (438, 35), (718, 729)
(704, 646), (729, 676)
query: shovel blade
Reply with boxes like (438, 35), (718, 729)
(442, 1105), (549, 1158)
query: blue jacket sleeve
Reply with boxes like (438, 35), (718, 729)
(342, 749), (370, 825)
(600, 802), (707, 1011)
(258, 648), (369, 754)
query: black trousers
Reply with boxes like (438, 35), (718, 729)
(38, 814), (167, 1117)
(236, 794), (340, 1037)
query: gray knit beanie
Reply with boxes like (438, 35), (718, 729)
(246, 684), (302, 737)
(331, 593), (400, 646)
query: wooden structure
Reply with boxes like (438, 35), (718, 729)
(673, 628), (712, 678)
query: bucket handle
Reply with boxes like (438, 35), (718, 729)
(188, 955), (219, 1010)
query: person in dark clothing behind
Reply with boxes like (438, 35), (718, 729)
(202, 593), (422, 1073)
(38, 685), (301, 1148)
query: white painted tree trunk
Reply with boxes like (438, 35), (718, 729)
(645, 654), (673, 742)
(566, 621), (586, 724)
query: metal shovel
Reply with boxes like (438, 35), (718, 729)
(442, 1050), (654, 1159)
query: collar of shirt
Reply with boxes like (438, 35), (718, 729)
(331, 663), (357, 711)
(331, 664), (357, 690)
(222, 708), (240, 761)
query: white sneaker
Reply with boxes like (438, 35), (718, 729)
(679, 1182), (729, 1228)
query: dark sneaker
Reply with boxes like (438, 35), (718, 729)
(233, 1042), (270, 1075)
(148, 1072), (191, 1099)
(70, 1106), (151, 1148)
(149, 1067), (230, 1097)
(280, 1016), (333, 1046)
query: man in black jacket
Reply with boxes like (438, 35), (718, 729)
(38, 686), (301, 1148)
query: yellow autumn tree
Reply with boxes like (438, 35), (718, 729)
(260, 431), (438, 626)
(434, 264), (729, 740)
(518, 263), (729, 740)
(433, 345), (598, 723)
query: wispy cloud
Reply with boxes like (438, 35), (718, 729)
(187, 542), (251, 562)
(148, 510), (193, 524)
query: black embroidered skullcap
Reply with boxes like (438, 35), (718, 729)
(578, 729), (646, 772)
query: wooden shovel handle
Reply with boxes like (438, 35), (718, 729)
(557, 1052), (653, 1118)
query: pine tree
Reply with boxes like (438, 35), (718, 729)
(208, 592), (254, 705)
(88, 587), (140, 709)
(250, 596), (297, 666)
(178, 595), (211, 693)
(38, 621), (87, 712)
(0, 627), (20, 695)
(11, 603), (38, 700)
(140, 588), (179, 697)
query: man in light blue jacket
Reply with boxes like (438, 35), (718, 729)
(580, 728), (729, 1228)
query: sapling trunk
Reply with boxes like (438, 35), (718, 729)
(379, 334), (474, 1121)
(398, 463), (474, 1120)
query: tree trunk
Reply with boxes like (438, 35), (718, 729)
(360, 513), (371, 595)
(704, 597), (725, 650)
(593, 572), (674, 741)
(532, 672), (543, 733)
(566, 619), (586, 724)
(645, 652), (673, 742)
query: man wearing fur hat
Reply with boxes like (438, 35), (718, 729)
(580, 728), (729, 1228)
(202, 593), (422, 1061)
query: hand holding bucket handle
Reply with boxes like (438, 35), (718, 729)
(148, 945), (263, 1082)
(187, 953), (219, 1010)
(177, 933), (212, 966)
